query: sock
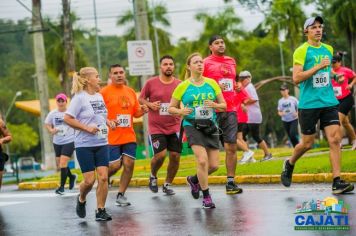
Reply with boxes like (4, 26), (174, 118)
(67, 167), (74, 178)
(191, 175), (199, 184)
(117, 192), (124, 197)
(60, 168), (68, 189)
(333, 176), (341, 183)
(150, 173), (156, 179)
(202, 188), (210, 198)
(287, 160), (294, 167)
(227, 176), (234, 184)
(164, 182), (169, 187)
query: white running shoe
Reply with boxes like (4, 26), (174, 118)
(239, 150), (255, 164)
(352, 140), (356, 151)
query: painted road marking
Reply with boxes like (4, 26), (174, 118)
(0, 201), (27, 207)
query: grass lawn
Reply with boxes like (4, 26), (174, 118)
(31, 147), (355, 183)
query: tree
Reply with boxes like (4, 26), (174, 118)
(264, 0), (305, 51)
(7, 123), (39, 155)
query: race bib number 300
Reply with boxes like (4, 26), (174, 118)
(159, 103), (170, 115)
(117, 114), (131, 127)
(195, 107), (213, 119)
(313, 72), (329, 88)
(219, 78), (233, 92)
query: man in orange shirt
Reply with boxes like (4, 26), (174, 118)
(101, 64), (148, 206)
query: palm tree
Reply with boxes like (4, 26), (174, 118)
(330, 0), (356, 70)
(117, 1), (172, 62)
(264, 0), (305, 51)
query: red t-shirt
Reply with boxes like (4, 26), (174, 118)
(235, 88), (250, 123)
(331, 66), (356, 100)
(139, 76), (181, 135)
(203, 54), (237, 112)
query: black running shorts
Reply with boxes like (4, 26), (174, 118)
(150, 133), (182, 155)
(299, 106), (340, 135)
(338, 94), (354, 116)
(53, 142), (75, 158)
(216, 111), (238, 144)
(184, 126), (219, 149)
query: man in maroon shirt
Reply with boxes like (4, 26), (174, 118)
(139, 55), (182, 195)
(203, 35), (242, 194)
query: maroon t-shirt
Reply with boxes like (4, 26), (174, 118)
(140, 76), (181, 135)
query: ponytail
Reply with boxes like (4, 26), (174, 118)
(71, 67), (97, 94)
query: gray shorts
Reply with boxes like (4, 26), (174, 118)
(184, 126), (219, 149)
(216, 112), (238, 144)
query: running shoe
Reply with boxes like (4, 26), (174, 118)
(332, 179), (354, 194)
(226, 182), (243, 194)
(76, 195), (86, 218)
(281, 159), (294, 187)
(149, 176), (158, 193)
(69, 174), (78, 190)
(238, 150), (255, 164)
(162, 184), (175, 195)
(202, 195), (216, 209)
(187, 176), (200, 199)
(115, 193), (131, 206)
(55, 187), (64, 195)
(261, 153), (273, 162)
(352, 140), (356, 151)
(95, 208), (112, 221)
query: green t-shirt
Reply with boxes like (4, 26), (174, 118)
(293, 42), (338, 109)
(172, 77), (222, 126)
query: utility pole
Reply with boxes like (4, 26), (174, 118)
(133, 0), (150, 158)
(93, 0), (102, 77)
(62, 0), (76, 96)
(31, 0), (55, 169)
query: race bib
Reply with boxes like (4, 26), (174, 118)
(97, 124), (108, 139)
(195, 106), (213, 119)
(313, 72), (329, 88)
(219, 78), (233, 92)
(284, 109), (291, 114)
(56, 125), (67, 136)
(333, 87), (342, 97)
(117, 114), (131, 127)
(159, 103), (170, 116)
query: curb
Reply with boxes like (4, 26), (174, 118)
(18, 173), (356, 190)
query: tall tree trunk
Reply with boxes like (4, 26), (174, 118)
(62, 0), (76, 96)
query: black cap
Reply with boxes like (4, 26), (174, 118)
(332, 54), (342, 63)
(280, 84), (288, 90)
(208, 35), (223, 45)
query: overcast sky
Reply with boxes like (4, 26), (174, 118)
(1, 0), (267, 44)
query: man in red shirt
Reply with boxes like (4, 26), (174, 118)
(139, 55), (182, 195)
(203, 35), (242, 194)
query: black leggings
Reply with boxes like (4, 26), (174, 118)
(283, 119), (299, 147)
(243, 123), (263, 144)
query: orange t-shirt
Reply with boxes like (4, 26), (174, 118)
(100, 84), (140, 145)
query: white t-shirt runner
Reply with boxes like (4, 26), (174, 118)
(66, 91), (108, 148)
(45, 109), (75, 145)
(245, 83), (263, 124)
(277, 96), (299, 122)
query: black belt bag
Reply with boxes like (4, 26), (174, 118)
(187, 119), (218, 135)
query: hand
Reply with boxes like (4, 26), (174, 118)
(0, 138), (3, 145)
(107, 120), (117, 130)
(148, 101), (161, 111)
(180, 107), (193, 116)
(85, 126), (99, 134)
(294, 112), (298, 118)
(50, 128), (58, 135)
(337, 75), (345, 83)
(346, 84), (353, 90)
(203, 100), (216, 108)
(219, 83), (227, 91)
(319, 58), (330, 69)
(141, 104), (149, 113)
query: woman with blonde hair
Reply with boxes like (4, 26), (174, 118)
(64, 67), (114, 221)
(168, 53), (226, 208)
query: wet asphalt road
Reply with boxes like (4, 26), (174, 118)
(0, 184), (355, 236)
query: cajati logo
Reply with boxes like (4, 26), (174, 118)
(294, 197), (350, 231)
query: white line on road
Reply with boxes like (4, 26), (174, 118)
(0, 201), (27, 207)
(0, 192), (78, 199)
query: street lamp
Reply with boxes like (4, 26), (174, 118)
(5, 91), (22, 120)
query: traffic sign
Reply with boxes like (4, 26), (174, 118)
(127, 40), (155, 76)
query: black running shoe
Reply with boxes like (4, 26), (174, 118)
(69, 174), (78, 190)
(149, 176), (158, 193)
(187, 176), (200, 199)
(226, 182), (243, 194)
(76, 195), (86, 218)
(95, 208), (112, 221)
(55, 187), (64, 195)
(281, 159), (294, 187)
(332, 179), (354, 194)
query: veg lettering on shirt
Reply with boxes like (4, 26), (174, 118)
(191, 92), (215, 107)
